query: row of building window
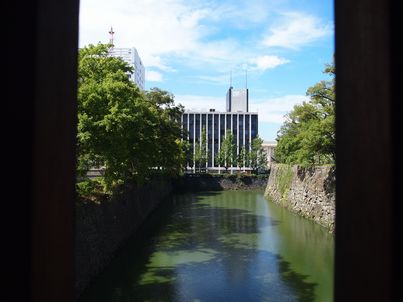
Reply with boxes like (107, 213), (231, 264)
(181, 112), (258, 168)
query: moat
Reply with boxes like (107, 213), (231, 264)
(79, 190), (334, 302)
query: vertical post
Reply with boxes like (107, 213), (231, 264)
(206, 113), (209, 171)
(243, 114), (246, 171)
(187, 113), (190, 170)
(193, 113), (195, 173)
(212, 113), (215, 170)
(237, 113), (239, 172)
(230, 113), (233, 174)
(218, 113), (221, 174)
(199, 113), (202, 171)
(249, 113), (252, 172)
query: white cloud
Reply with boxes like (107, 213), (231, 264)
(249, 55), (289, 71)
(143, 55), (176, 72)
(196, 74), (231, 85)
(79, 0), (251, 72)
(175, 95), (226, 112)
(79, 0), (207, 69)
(263, 12), (333, 49)
(79, 0), (294, 73)
(79, 0), (333, 92)
(195, 55), (288, 85)
(250, 95), (309, 123)
(146, 70), (164, 82)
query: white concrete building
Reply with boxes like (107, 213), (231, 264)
(182, 110), (258, 173)
(262, 141), (277, 166)
(109, 47), (145, 90)
(182, 86), (260, 173)
(226, 87), (248, 112)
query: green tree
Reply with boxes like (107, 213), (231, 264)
(237, 146), (248, 171)
(250, 136), (267, 173)
(77, 43), (147, 191)
(144, 88), (187, 176)
(181, 139), (193, 172)
(77, 43), (185, 194)
(194, 127), (208, 173)
(274, 60), (335, 165)
(216, 130), (236, 172)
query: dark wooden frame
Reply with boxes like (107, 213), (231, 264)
(5, 0), (79, 301)
(4, 0), (402, 301)
(335, 0), (402, 300)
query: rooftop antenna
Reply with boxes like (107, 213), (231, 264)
(108, 26), (115, 46)
(245, 68), (248, 89)
(230, 70), (232, 88)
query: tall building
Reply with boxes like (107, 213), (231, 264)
(181, 87), (258, 172)
(109, 47), (145, 90)
(226, 87), (248, 112)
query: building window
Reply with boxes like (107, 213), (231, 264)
(189, 114), (194, 140)
(226, 114), (231, 131)
(232, 115), (237, 144)
(220, 115), (225, 139)
(208, 114), (212, 137)
(195, 114), (200, 141)
(251, 114), (257, 140)
(239, 115), (244, 148)
(183, 114), (188, 138)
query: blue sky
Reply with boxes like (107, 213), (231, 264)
(79, 0), (334, 141)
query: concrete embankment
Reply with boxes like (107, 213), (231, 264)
(75, 179), (172, 299)
(264, 164), (335, 233)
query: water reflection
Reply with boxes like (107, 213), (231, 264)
(79, 191), (333, 302)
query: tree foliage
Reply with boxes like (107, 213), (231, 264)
(215, 130), (236, 172)
(194, 127), (208, 172)
(274, 61), (335, 165)
(250, 135), (267, 173)
(237, 146), (247, 170)
(77, 43), (186, 194)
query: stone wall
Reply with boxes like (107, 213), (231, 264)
(264, 164), (335, 232)
(75, 179), (172, 299)
(173, 174), (268, 192)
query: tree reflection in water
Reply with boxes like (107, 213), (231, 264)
(79, 191), (333, 302)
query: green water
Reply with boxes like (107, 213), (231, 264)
(79, 191), (334, 302)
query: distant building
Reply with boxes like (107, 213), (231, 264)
(262, 141), (277, 166)
(226, 87), (248, 112)
(181, 86), (258, 172)
(109, 47), (145, 90)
